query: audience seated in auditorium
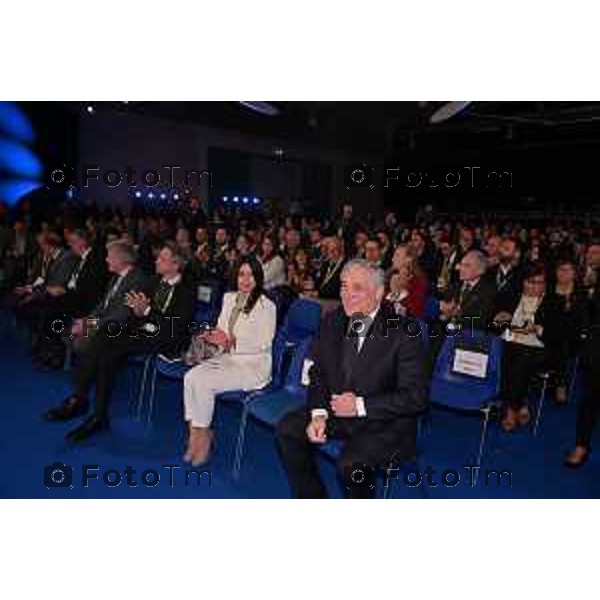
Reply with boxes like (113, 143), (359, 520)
(43, 241), (194, 443)
(5, 194), (600, 473)
(34, 229), (109, 368)
(12, 231), (79, 338)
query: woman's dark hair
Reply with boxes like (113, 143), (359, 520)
(234, 254), (265, 313)
(523, 262), (547, 282)
(260, 233), (279, 261)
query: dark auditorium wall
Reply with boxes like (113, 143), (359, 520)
(78, 109), (384, 216)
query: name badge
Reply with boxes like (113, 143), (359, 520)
(301, 359), (314, 386)
(452, 349), (489, 378)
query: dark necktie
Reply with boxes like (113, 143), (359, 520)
(69, 255), (87, 289)
(459, 283), (473, 306)
(103, 275), (123, 309)
(153, 280), (173, 314)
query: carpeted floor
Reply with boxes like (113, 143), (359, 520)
(1, 311), (599, 499)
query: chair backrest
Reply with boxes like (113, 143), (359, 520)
(403, 318), (430, 349)
(266, 285), (298, 326)
(283, 336), (313, 394)
(194, 278), (225, 326)
(429, 329), (503, 410)
(424, 295), (440, 320)
(281, 298), (322, 343)
(269, 329), (290, 390)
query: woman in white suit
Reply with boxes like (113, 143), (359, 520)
(183, 255), (277, 466)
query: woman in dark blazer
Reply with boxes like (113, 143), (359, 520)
(536, 259), (587, 403)
(498, 263), (547, 431)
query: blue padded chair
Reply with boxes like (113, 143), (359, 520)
(194, 278), (225, 327)
(230, 300), (321, 477)
(424, 296), (440, 321)
(265, 285), (298, 327)
(232, 336), (313, 479)
(429, 329), (504, 479)
(278, 298), (322, 343)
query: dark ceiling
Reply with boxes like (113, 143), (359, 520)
(56, 100), (600, 155)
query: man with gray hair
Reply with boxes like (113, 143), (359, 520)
(276, 258), (427, 498)
(440, 249), (497, 331)
(65, 239), (149, 352)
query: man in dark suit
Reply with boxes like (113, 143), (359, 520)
(12, 231), (79, 334)
(276, 259), (428, 499)
(486, 238), (526, 317)
(65, 239), (150, 356)
(33, 229), (109, 367)
(44, 241), (195, 442)
(440, 249), (497, 333)
(317, 236), (346, 300)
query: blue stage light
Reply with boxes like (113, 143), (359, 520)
(0, 179), (42, 205)
(134, 190), (142, 198)
(233, 196), (239, 203)
(253, 197), (260, 204)
(242, 196), (249, 204)
(160, 193), (167, 200)
(0, 138), (43, 179)
(173, 193), (180, 200)
(0, 102), (35, 144)
(148, 192), (154, 199)
(222, 196), (228, 202)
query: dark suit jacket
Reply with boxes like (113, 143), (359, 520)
(307, 305), (428, 458)
(131, 277), (196, 354)
(93, 267), (151, 328)
(44, 249), (79, 288)
(39, 249), (109, 322)
(487, 263), (526, 315)
(317, 258), (346, 300)
(447, 277), (497, 329)
(61, 249), (109, 316)
(581, 282), (600, 363)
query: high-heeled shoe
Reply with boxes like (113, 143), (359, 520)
(564, 446), (589, 469)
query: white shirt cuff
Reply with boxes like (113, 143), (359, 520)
(355, 396), (367, 417)
(311, 408), (329, 420)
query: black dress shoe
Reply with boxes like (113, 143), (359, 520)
(44, 397), (88, 422)
(66, 416), (109, 443)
